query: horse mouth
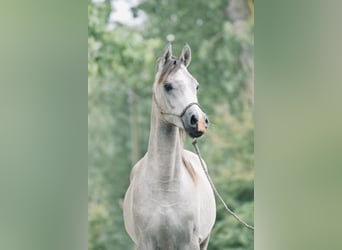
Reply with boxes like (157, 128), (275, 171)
(186, 128), (204, 138)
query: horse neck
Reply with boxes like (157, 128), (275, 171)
(147, 101), (183, 182)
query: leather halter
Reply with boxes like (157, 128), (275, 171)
(153, 92), (200, 118)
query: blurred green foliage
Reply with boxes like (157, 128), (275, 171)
(88, 0), (254, 249)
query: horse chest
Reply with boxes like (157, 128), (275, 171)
(134, 181), (199, 231)
(140, 202), (198, 245)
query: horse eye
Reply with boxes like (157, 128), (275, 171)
(196, 85), (199, 90)
(164, 82), (173, 92)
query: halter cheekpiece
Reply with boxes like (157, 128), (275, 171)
(153, 92), (200, 118)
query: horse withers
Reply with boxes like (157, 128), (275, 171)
(123, 43), (216, 250)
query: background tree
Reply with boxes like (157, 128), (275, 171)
(88, 0), (254, 249)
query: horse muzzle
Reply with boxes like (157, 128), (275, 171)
(181, 106), (209, 138)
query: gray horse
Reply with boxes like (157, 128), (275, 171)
(123, 44), (216, 250)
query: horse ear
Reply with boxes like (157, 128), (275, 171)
(179, 43), (191, 67)
(158, 43), (172, 70)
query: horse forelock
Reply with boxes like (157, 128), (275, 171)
(157, 57), (181, 84)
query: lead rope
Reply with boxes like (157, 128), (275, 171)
(192, 139), (255, 231)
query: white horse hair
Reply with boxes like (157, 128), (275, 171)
(123, 43), (216, 250)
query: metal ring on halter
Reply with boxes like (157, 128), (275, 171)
(153, 92), (200, 118)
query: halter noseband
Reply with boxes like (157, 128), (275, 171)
(153, 92), (200, 118)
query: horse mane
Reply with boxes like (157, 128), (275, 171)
(182, 154), (198, 185)
(180, 129), (198, 184)
(157, 57), (181, 84)
(179, 128), (186, 143)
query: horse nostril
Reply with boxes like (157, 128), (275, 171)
(190, 114), (198, 126)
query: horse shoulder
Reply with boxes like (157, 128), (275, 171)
(182, 149), (216, 241)
(124, 155), (147, 244)
(129, 154), (146, 182)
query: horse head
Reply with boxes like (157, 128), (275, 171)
(153, 43), (209, 138)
